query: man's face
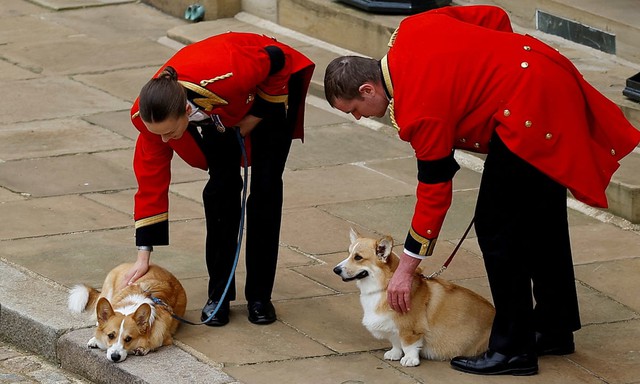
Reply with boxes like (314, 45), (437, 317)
(332, 83), (389, 120)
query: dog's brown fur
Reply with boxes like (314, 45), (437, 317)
(333, 229), (495, 366)
(68, 263), (187, 362)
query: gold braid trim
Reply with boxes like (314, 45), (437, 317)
(135, 213), (168, 229)
(199, 72), (233, 86)
(257, 89), (289, 105)
(388, 100), (399, 132)
(388, 26), (399, 48)
(380, 55), (394, 98)
(409, 227), (437, 256)
(178, 80), (228, 112)
(381, 55), (398, 131)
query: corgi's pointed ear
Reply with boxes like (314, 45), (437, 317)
(349, 228), (360, 245)
(96, 297), (114, 324)
(134, 303), (152, 334)
(376, 236), (394, 262)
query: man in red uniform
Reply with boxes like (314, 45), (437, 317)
(125, 32), (314, 326)
(324, 5), (640, 376)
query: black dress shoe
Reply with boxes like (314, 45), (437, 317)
(536, 331), (575, 356)
(201, 299), (230, 326)
(247, 300), (277, 325)
(450, 351), (538, 376)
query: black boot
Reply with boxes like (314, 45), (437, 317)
(201, 299), (230, 326)
(535, 331), (575, 356)
(450, 351), (538, 376)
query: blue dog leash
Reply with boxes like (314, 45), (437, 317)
(153, 128), (247, 325)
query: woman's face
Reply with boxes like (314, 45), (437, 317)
(143, 105), (190, 143)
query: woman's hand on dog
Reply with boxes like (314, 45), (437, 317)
(122, 251), (151, 288)
(387, 253), (421, 313)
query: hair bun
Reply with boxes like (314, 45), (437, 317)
(159, 66), (178, 81)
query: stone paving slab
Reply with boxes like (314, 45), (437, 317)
(0, 14), (75, 46)
(38, 2), (185, 40)
(177, 317), (335, 366)
(0, 118), (132, 161)
(571, 320), (640, 384)
(0, 59), (39, 81)
(0, 77), (130, 125)
(225, 352), (419, 384)
(0, 153), (136, 197)
(30, 0), (134, 11)
(282, 163), (416, 209)
(82, 110), (142, 140)
(576, 257), (640, 312)
(73, 67), (158, 103)
(0, 195), (131, 240)
(1, 37), (176, 76)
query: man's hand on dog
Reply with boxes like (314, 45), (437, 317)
(122, 251), (151, 288)
(387, 253), (422, 313)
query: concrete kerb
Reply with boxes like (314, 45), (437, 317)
(0, 258), (90, 362)
(0, 258), (236, 384)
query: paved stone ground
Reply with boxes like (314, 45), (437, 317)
(1, 0), (640, 383)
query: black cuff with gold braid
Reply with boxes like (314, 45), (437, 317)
(404, 227), (437, 257)
(135, 213), (169, 246)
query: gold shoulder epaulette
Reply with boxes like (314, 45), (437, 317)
(178, 80), (229, 112)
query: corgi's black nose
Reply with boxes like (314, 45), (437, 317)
(110, 352), (122, 362)
(333, 266), (342, 275)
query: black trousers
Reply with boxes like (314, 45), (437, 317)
(200, 108), (292, 304)
(474, 133), (581, 356)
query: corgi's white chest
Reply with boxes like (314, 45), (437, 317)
(360, 291), (397, 338)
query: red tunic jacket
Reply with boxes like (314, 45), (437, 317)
(131, 32), (315, 246)
(381, 5), (640, 257)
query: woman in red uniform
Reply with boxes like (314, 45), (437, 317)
(324, 5), (640, 376)
(125, 32), (314, 326)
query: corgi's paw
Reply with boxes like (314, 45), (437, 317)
(133, 347), (149, 356)
(87, 337), (99, 349)
(400, 355), (420, 367)
(384, 347), (403, 361)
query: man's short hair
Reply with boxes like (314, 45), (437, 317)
(324, 56), (380, 106)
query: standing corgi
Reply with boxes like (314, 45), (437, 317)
(333, 229), (494, 367)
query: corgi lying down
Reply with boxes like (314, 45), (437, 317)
(68, 263), (187, 362)
(333, 229), (495, 367)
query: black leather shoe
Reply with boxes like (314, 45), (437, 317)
(201, 299), (229, 326)
(247, 300), (277, 325)
(536, 331), (575, 356)
(450, 351), (538, 376)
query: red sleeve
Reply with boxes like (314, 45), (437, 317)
(404, 180), (453, 257)
(398, 117), (456, 257)
(131, 103), (173, 246)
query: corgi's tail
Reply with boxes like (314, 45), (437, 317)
(67, 284), (100, 313)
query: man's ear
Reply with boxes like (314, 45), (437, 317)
(358, 83), (375, 97)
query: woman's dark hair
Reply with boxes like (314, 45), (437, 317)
(139, 66), (187, 123)
(324, 56), (381, 106)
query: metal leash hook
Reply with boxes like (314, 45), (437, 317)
(424, 218), (475, 279)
